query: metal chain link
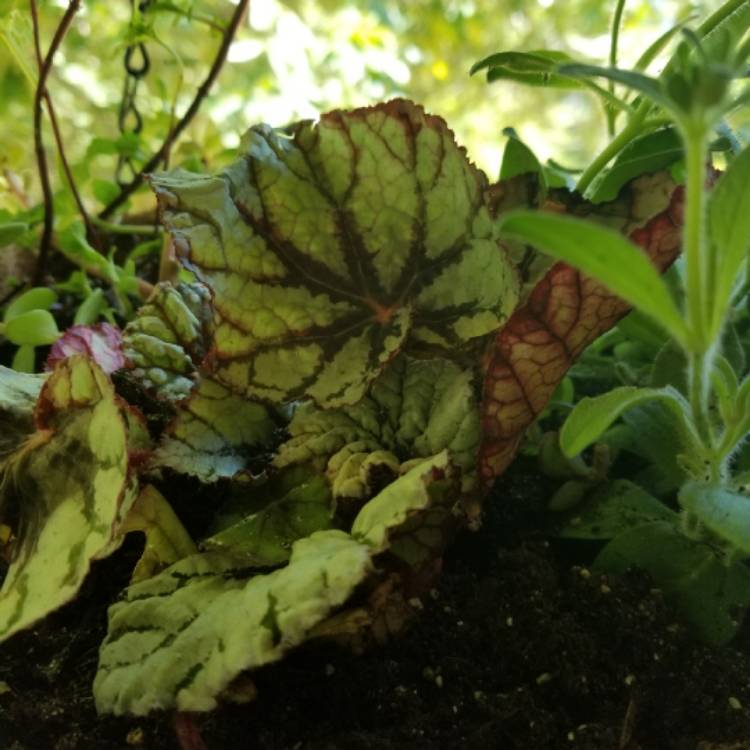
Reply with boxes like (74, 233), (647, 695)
(116, 0), (152, 187)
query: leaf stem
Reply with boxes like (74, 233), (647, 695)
(575, 103), (649, 194)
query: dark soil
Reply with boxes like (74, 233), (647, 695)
(2, 459), (749, 750)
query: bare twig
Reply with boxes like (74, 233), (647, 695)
(30, 0), (82, 284)
(99, 0), (250, 219)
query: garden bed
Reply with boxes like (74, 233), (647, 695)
(2, 458), (748, 750)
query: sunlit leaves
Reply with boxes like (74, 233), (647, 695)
(153, 100), (519, 407)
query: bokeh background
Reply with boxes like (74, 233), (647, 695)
(0, 0), (722, 214)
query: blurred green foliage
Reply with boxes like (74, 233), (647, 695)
(0, 0), (721, 223)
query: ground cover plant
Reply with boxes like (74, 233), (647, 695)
(1, 0), (750, 747)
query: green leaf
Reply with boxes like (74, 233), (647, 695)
(500, 128), (546, 194)
(471, 50), (582, 88)
(3, 287), (57, 322)
(150, 377), (276, 482)
(633, 18), (695, 74)
(679, 482), (750, 556)
(558, 64), (671, 110)
(274, 354), (481, 495)
(707, 144), (750, 336)
(153, 100), (519, 407)
(352, 450), (457, 555)
(0, 356), (137, 643)
(556, 479), (676, 539)
(122, 281), (212, 401)
(499, 211), (689, 346)
(4, 309), (60, 346)
(595, 521), (750, 644)
(92, 179), (122, 206)
(0, 222), (29, 246)
(0, 10), (36, 86)
(560, 385), (696, 457)
(588, 127), (683, 203)
(118, 484), (198, 583)
(74, 288), (110, 326)
(0, 366), (45, 465)
(203, 470), (333, 566)
(94, 530), (374, 715)
(11, 344), (35, 373)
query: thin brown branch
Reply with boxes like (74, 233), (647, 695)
(30, 14), (100, 252)
(99, 0), (250, 219)
(30, 0), (82, 284)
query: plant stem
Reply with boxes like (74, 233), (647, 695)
(30, 0), (82, 284)
(99, 0), (250, 219)
(575, 103), (649, 194)
(91, 217), (159, 236)
(607, 0), (627, 136)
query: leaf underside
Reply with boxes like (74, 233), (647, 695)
(479, 172), (684, 483)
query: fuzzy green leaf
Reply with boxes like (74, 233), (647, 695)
(152, 100), (519, 407)
(122, 281), (212, 401)
(560, 385), (697, 458)
(0, 356), (136, 642)
(499, 211), (689, 346)
(556, 479), (676, 539)
(595, 521), (750, 644)
(150, 377), (276, 482)
(679, 482), (750, 556)
(708, 144), (750, 336)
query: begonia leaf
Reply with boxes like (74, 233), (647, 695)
(274, 354), (481, 494)
(0, 366), (45, 466)
(203, 470), (333, 566)
(95, 531), (372, 715)
(95, 446), (457, 715)
(0, 356), (136, 642)
(480, 171), (684, 482)
(150, 376), (276, 482)
(122, 281), (212, 401)
(151, 99), (519, 407)
(46, 322), (125, 374)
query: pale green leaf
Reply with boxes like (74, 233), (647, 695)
(0, 356), (137, 643)
(150, 377), (276, 482)
(152, 100), (519, 407)
(274, 354), (481, 495)
(94, 530), (373, 715)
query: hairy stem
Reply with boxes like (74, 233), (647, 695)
(99, 0), (250, 219)
(30, 0), (82, 284)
